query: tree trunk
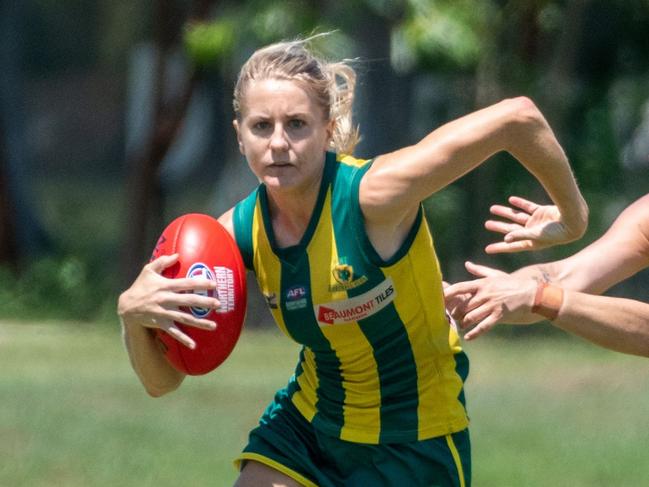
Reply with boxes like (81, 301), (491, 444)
(120, 0), (215, 286)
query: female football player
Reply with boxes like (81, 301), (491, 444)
(118, 37), (589, 486)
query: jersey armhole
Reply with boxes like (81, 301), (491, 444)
(349, 161), (424, 267)
(233, 190), (258, 270)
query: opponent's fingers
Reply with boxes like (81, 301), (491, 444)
(147, 253), (180, 274)
(444, 281), (481, 300)
(463, 314), (501, 341)
(446, 295), (471, 321)
(508, 196), (539, 214)
(485, 240), (536, 254)
(484, 219), (521, 236)
(464, 261), (507, 278)
(504, 226), (543, 243)
(455, 294), (494, 328)
(489, 205), (530, 225)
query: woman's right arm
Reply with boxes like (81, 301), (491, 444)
(118, 254), (220, 397)
(360, 97), (588, 256)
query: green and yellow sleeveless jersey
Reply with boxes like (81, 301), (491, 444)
(233, 152), (469, 444)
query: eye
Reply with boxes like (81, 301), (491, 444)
(288, 118), (306, 129)
(253, 120), (271, 131)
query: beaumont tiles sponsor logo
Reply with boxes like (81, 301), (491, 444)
(315, 277), (395, 325)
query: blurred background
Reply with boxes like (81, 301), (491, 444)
(2, 1), (649, 486)
(1, 0), (649, 323)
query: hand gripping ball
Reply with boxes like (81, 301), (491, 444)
(151, 213), (247, 375)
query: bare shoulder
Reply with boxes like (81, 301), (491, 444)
(217, 207), (235, 238)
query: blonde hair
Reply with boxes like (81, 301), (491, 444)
(233, 37), (360, 155)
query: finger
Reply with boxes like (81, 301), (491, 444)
(449, 302), (469, 325)
(455, 294), (493, 329)
(463, 314), (501, 341)
(442, 280), (450, 289)
(508, 196), (539, 214)
(166, 308), (217, 331)
(445, 294), (471, 319)
(444, 281), (480, 300)
(484, 219), (521, 235)
(445, 309), (459, 331)
(504, 227), (542, 243)
(464, 261), (507, 278)
(168, 277), (217, 292)
(165, 293), (221, 311)
(485, 240), (536, 254)
(148, 253), (180, 273)
(162, 322), (197, 349)
(489, 205), (530, 225)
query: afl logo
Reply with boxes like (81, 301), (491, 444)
(186, 262), (216, 318)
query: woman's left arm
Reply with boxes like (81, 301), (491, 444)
(360, 97), (588, 253)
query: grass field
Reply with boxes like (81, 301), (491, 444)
(1, 321), (648, 486)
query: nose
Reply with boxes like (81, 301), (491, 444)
(269, 123), (289, 151)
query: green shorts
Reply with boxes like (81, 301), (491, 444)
(235, 389), (471, 487)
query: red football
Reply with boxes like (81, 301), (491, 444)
(150, 213), (247, 375)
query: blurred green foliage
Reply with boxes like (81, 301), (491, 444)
(0, 257), (116, 323)
(3, 0), (649, 322)
(184, 19), (236, 68)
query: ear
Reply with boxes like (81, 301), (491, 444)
(325, 119), (335, 151)
(232, 119), (245, 155)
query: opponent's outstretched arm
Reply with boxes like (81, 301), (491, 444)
(444, 194), (649, 356)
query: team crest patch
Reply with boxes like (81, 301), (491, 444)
(333, 263), (354, 284)
(315, 277), (396, 325)
(330, 261), (368, 291)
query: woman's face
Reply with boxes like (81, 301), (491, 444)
(234, 79), (333, 194)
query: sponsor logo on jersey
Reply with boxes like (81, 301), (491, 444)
(315, 277), (396, 325)
(285, 285), (308, 310)
(186, 262), (215, 318)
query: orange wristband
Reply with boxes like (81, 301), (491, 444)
(531, 281), (564, 321)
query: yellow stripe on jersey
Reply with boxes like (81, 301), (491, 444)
(251, 203), (290, 338)
(302, 188), (382, 442)
(383, 217), (467, 438)
(338, 154), (367, 167)
(292, 346), (319, 423)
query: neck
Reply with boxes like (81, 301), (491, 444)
(266, 172), (323, 249)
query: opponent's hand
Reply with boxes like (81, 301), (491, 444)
(117, 254), (220, 349)
(484, 196), (582, 254)
(444, 261), (541, 340)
